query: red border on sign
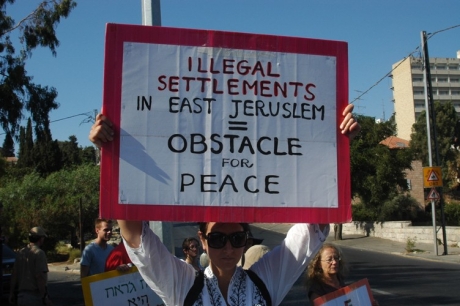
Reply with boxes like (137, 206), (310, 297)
(312, 278), (374, 306)
(100, 23), (350, 223)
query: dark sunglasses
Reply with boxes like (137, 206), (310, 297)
(205, 231), (248, 249)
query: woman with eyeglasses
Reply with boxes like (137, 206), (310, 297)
(89, 104), (360, 306)
(182, 237), (202, 271)
(306, 243), (379, 306)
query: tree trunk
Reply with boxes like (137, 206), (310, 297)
(334, 223), (343, 240)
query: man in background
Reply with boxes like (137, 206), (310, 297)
(9, 226), (52, 306)
(80, 218), (114, 278)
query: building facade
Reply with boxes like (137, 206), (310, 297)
(392, 51), (460, 141)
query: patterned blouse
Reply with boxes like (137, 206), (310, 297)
(126, 222), (328, 306)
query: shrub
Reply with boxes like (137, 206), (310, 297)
(443, 202), (460, 226)
(379, 194), (419, 221)
(68, 248), (81, 263)
(405, 236), (417, 253)
(352, 203), (378, 221)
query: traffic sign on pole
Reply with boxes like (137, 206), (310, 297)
(426, 188), (440, 201)
(423, 166), (442, 188)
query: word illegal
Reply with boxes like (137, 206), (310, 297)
(158, 57), (317, 102)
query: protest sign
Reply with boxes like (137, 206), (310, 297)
(312, 278), (375, 306)
(100, 23), (350, 223)
(81, 267), (164, 306)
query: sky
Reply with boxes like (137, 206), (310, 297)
(3, 0), (460, 150)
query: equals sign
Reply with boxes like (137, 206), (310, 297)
(228, 121), (248, 131)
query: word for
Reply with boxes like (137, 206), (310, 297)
(168, 134), (302, 155)
(158, 76), (316, 101)
(180, 174), (280, 194)
(222, 158), (253, 168)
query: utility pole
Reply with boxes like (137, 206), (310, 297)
(141, 0), (175, 255)
(421, 30), (448, 255)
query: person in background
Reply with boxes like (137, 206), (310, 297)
(80, 218), (114, 278)
(182, 237), (202, 271)
(241, 244), (271, 270)
(238, 227), (264, 268)
(306, 243), (379, 306)
(199, 251), (210, 270)
(9, 227), (52, 306)
(105, 240), (133, 272)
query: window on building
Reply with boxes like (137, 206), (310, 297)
(450, 78), (460, 83)
(412, 64), (422, 70)
(448, 64), (459, 70)
(438, 90), (449, 95)
(436, 65), (447, 70)
(437, 77), (448, 82)
(452, 90), (460, 95)
(412, 77), (423, 82)
(413, 90), (424, 95)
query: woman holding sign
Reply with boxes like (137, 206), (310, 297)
(89, 104), (360, 306)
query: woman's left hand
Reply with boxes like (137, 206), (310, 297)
(339, 104), (360, 140)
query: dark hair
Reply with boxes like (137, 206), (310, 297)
(182, 237), (200, 252)
(198, 222), (250, 234)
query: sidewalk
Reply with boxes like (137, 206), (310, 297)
(257, 223), (460, 265)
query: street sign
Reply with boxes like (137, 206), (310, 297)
(427, 188), (440, 201)
(423, 166), (442, 188)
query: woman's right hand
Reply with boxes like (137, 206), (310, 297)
(89, 113), (114, 148)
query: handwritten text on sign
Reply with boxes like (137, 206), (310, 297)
(81, 269), (164, 306)
(119, 44), (337, 208)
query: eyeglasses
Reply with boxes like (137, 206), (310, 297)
(205, 231), (248, 249)
(321, 256), (341, 264)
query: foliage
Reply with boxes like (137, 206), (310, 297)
(379, 194), (419, 221)
(67, 248), (81, 263)
(405, 236), (417, 253)
(0, 164), (100, 249)
(58, 135), (97, 169)
(410, 101), (459, 188)
(351, 203), (378, 221)
(1, 131), (14, 157)
(443, 202), (460, 226)
(0, 0), (77, 138)
(350, 115), (415, 212)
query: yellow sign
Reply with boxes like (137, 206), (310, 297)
(423, 166), (442, 188)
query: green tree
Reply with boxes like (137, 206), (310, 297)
(0, 164), (100, 249)
(80, 145), (97, 165)
(351, 115), (415, 216)
(1, 130), (14, 157)
(410, 101), (458, 188)
(0, 0), (76, 138)
(59, 135), (81, 168)
(33, 133), (62, 176)
(17, 118), (34, 168)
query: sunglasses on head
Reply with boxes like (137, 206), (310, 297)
(205, 231), (248, 249)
